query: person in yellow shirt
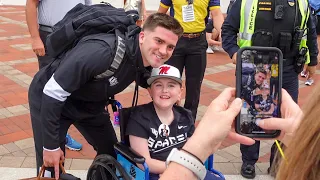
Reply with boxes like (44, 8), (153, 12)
(158, 0), (224, 120)
(270, 64), (279, 100)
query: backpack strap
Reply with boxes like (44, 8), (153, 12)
(95, 29), (126, 79)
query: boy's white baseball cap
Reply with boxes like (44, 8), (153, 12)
(147, 65), (182, 85)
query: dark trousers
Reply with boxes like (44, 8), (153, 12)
(38, 29), (55, 69)
(30, 104), (117, 176)
(240, 70), (298, 166)
(316, 15), (320, 34)
(165, 33), (208, 120)
(270, 76), (279, 100)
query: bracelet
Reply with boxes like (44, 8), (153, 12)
(181, 148), (204, 164)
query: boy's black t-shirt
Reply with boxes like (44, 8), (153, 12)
(254, 95), (273, 112)
(126, 102), (195, 161)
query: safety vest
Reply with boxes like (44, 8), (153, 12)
(238, 0), (310, 64)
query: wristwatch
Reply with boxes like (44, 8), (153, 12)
(166, 148), (206, 180)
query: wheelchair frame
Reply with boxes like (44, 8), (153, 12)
(106, 100), (225, 180)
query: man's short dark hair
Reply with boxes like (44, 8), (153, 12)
(142, 13), (184, 38)
(256, 68), (267, 76)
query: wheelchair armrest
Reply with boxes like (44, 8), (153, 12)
(114, 142), (145, 164)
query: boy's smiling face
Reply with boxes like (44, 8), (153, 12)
(148, 78), (182, 110)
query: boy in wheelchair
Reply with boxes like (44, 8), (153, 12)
(126, 65), (223, 180)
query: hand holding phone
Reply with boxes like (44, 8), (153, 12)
(236, 47), (283, 138)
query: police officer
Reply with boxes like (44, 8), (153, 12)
(28, 13), (183, 179)
(221, 0), (318, 178)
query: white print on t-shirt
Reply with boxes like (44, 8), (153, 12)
(108, 76), (118, 86)
(178, 125), (187, 129)
(182, 4), (195, 22)
(151, 128), (158, 138)
(148, 133), (187, 153)
(158, 124), (170, 138)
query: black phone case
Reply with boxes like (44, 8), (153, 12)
(235, 46), (283, 138)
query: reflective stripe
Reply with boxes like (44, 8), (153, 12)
(239, 0), (257, 47)
(298, 0), (310, 64)
(246, 0), (258, 34)
(239, 0), (310, 52)
(239, 0), (247, 35)
(43, 75), (71, 102)
(239, 32), (253, 40)
(241, 0), (255, 38)
(298, 0), (308, 29)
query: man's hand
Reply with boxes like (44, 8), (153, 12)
(207, 38), (222, 47)
(32, 37), (45, 56)
(43, 148), (65, 180)
(232, 52), (237, 64)
(306, 65), (316, 75)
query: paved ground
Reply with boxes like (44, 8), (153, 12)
(0, 4), (320, 180)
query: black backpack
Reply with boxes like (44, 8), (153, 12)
(29, 3), (142, 110)
(46, 2), (139, 58)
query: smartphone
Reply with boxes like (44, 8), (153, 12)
(236, 46), (282, 138)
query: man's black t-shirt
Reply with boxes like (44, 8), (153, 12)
(126, 102), (195, 161)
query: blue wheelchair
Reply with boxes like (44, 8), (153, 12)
(87, 100), (225, 180)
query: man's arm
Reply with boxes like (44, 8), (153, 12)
(209, 0), (224, 44)
(306, 12), (319, 66)
(210, 8), (224, 34)
(221, 0), (242, 59)
(25, 0), (45, 56)
(41, 40), (113, 150)
(141, 0), (147, 20)
(158, 0), (171, 14)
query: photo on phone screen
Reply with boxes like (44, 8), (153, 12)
(236, 47), (282, 137)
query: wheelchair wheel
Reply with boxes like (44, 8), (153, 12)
(87, 154), (131, 180)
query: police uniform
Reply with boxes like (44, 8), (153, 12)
(159, 0), (221, 120)
(126, 102), (195, 179)
(221, 0), (318, 177)
(28, 33), (150, 175)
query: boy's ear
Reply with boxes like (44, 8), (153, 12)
(147, 87), (152, 97)
(178, 87), (182, 100)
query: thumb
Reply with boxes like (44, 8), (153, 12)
(225, 98), (242, 121)
(257, 118), (287, 131)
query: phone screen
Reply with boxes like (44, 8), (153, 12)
(237, 48), (282, 137)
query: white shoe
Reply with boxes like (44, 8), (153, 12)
(305, 79), (314, 86)
(206, 47), (214, 54)
(300, 71), (308, 78)
(211, 46), (221, 51)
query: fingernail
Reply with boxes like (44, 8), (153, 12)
(235, 98), (242, 107)
(256, 120), (264, 126)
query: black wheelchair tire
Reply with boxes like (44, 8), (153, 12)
(87, 154), (131, 180)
